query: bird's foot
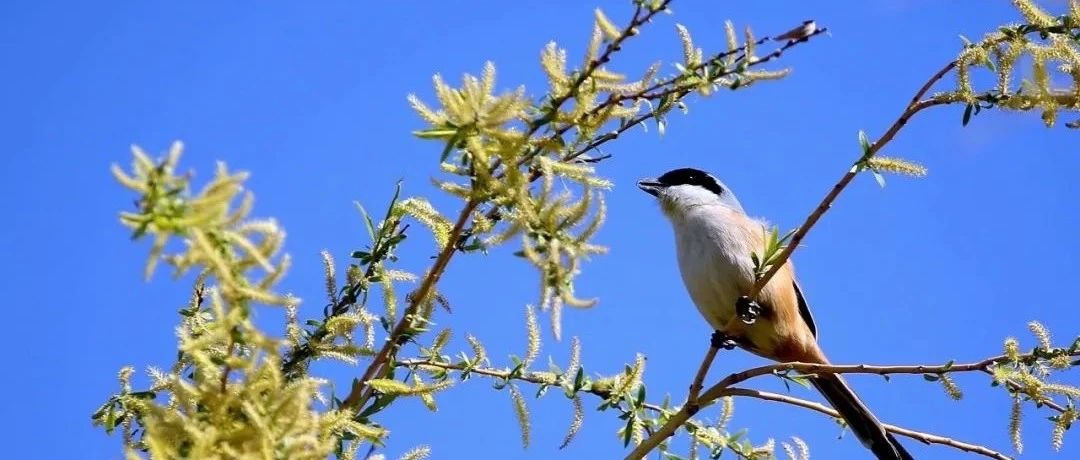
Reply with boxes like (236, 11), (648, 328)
(736, 295), (761, 325)
(710, 330), (739, 350)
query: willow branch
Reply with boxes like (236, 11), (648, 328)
(685, 345), (719, 411)
(724, 388), (1012, 460)
(745, 58), (957, 300)
(743, 23), (1080, 299)
(557, 25), (829, 165)
(465, 22), (828, 239)
(342, 8), (680, 388)
(341, 200), (479, 410)
(626, 348), (1077, 459)
(343, 1), (685, 409)
(398, 358), (1007, 459)
(703, 352), (1078, 412)
(529, 0), (669, 135)
(281, 219), (405, 377)
(396, 358), (673, 426)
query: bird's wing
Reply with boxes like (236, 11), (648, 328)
(792, 281), (816, 338)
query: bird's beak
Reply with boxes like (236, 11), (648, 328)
(637, 178), (663, 197)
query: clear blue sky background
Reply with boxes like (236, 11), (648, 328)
(2, 1), (1078, 459)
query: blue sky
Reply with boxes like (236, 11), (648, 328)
(2, 1), (1078, 459)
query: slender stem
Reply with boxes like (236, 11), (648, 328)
(746, 86), (952, 299)
(396, 358), (1007, 460)
(627, 350), (1075, 458)
(557, 26), (829, 165)
(711, 355), (1005, 393)
(340, 1), (681, 413)
(484, 1), (665, 176)
(468, 22), (829, 238)
(281, 220), (405, 377)
(685, 345), (718, 411)
(724, 388), (1012, 460)
(341, 200), (479, 410)
(702, 351), (1078, 409)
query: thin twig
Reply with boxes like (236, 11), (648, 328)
(464, 22), (828, 240)
(341, 200), (479, 410)
(724, 388), (1012, 460)
(745, 57), (958, 300)
(397, 358), (1008, 460)
(685, 345), (718, 412)
(281, 220), (406, 377)
(559, 26), (829, 164)
(340, 3), (683, 411)
(627, 347), (1076, 459)
(703, 352), (1078, 412)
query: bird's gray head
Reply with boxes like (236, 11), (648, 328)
(637, 167), (744, 217)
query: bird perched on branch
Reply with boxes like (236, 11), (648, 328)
(638, 167), (912, 460)
(772, 20), (819, 43)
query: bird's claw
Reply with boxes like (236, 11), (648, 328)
(736, 295), (761, 325)
(710, 330), (738, 350)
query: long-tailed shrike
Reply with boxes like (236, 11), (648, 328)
(638, 167), (912, 460)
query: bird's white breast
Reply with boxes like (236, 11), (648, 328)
(671, 205), (758, 331)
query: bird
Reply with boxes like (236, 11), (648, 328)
(772, 20), (818, 43)
(638, 167), (913, 460)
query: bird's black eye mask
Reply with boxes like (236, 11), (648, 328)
(657, 167), (725, 197)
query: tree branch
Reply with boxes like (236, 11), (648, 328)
(281, 219), (406, 378)
(745, 56), (958, 300)
(626, 348), (1077, 459)
(465, 21), (829, 244)
(396, 357), (1010, 459)
(557, 24), (829, 164)
(341, 200), (479, 410)
(724, 388), (1012, 460)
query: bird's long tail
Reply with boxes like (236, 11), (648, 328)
(810, 374), (914, 460)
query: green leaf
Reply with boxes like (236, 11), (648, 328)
(413, 128), (458, 139)
(104, 405), (117, 434)
(872, 170), (886, 188)
(962, 103), (974, 126)
(439, 131), (464, 162)
(857, 130), (872, 156)
(384, 181), (403, 227)
(923, 373), (941, 382)
(354, 201), (377, 242)
(789, 375), (812, 389)
(779, 227), (798, 245)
